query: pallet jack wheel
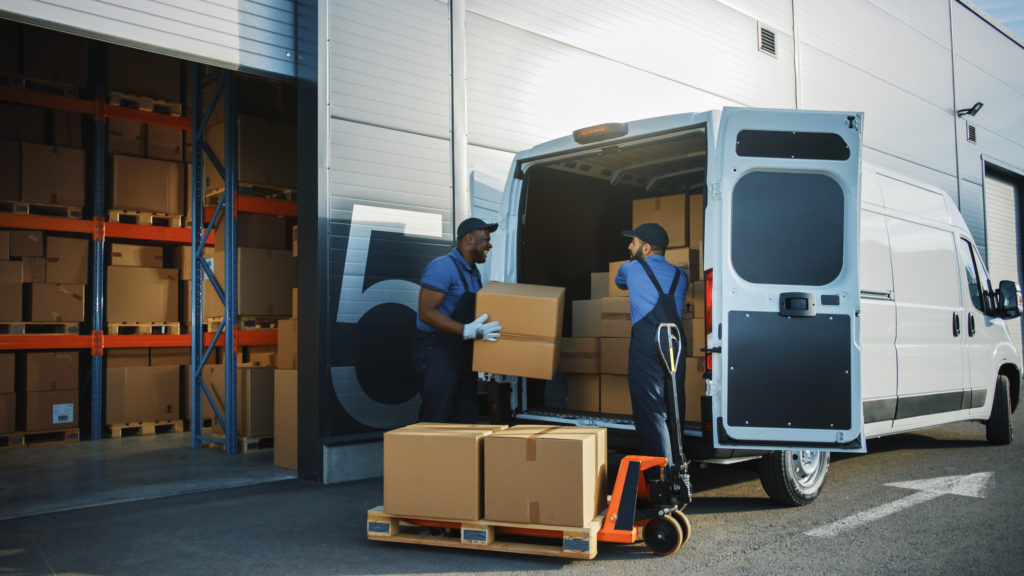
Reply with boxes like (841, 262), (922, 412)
(671, 510), (692, 545)
(643, 515), (683, 556)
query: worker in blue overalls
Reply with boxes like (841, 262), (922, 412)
(413, 217), (503, 423)
(615, 222), (688, 469)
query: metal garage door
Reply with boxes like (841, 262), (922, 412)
(984, 169), (1023, 356)
(0, 0), (296, 78)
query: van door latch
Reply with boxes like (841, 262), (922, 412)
(779, 292), (816, 317)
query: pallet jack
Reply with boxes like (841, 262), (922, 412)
(596, 322), (693, 555)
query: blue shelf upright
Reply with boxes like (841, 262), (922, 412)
(90, 84), (107, 441)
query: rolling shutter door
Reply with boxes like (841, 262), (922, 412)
(984, 171), (1022, 356)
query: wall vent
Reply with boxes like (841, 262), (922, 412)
(758, 24), (777, 57)
(966, 122), (977, 144)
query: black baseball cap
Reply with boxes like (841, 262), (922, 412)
(457, 217), (498, 239)
(623, 222), (669, 249)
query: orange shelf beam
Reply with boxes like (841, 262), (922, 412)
(105, 105), (192, 131)
(99, 331), (276, 349)
(0, 85), (96, 115)
(0, 335), (93, 351)
(205, 330), (278, 347)
(203, 197), (297, 221)
(0, 213), (94, 234)
(102, 221), (207, 245)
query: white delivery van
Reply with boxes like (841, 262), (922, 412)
(482, 107), (1021, 505)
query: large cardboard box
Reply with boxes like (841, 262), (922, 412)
(27, 284), (85, 322)
(10, 230), (44, 258)
(685, 317), (705, 356)
(203, 365), (276, 438)
(665, 247), (701, 283)
(106, 266), (178, 323)
(276, 318), (298, 370)
(105, 348), (150, 368)
(384, 423), (507, 520)
(108, 118), (146, 157)
(559, 337), (599, 374)
(108, 45), (181, 102)
(176, 245), (215, 281)
(111, 155), (184, 215)
(689, 194), (704, 248)
(0, 102), (46, 144)
(110, 243), (164, 268)
(23, 26), (89, 87)
(26, 351), (79, 391)
(600, 297), (631, 338)
(24, 390), (78, 432)
(0, 278), (22, 321)
(600, 374), (632, 415)
(0, 230), (8, 260)
(0, 353), (14, 394)
(0, 394), (14, 434)
(633, 194), (687, 248)
(205, 248), (296, 317)
(571, 299), (602, 338)
(21, 257), (45, 283)
(566, 374), (600, 412)
(46, 236), (89, 284)
(244, 346), (276, 367)
(688, 278), (706, 319)
(484, 425), (607, 527)
(205, 116), (298, 191)
(274, 369), (298, 470)
(214, 212), (289, 250)
(0, 140), (20, 201)
(21, 143), (86, 207)
(607, 261), (629, 297)
(472, 282), (565, 380)
(684, 356), (705, 422)
(599, 338), (629, 375)
(106, 366), (180, 424)
(147, 125), (183, 161)
(150, 347), (188, 366)
(590, 272), (609, 299)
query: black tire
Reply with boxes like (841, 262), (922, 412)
(986, 375), (1013, 445)
(642, 516), (683, 556)
(758, 450), (830, 506)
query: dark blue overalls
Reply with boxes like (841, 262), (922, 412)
(628, 258), (686, 467)
(413, 254), (479, 423)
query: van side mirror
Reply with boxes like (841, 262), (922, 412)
(998, 280), (1022, 319)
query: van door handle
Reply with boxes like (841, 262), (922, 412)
(953, 312), (960, 337)
(779, 292), (816, 317)
(968, 313), (976, 337)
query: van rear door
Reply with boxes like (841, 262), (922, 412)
(713, 107), (865, 452)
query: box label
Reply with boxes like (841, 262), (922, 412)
(53, 403), (74, 424)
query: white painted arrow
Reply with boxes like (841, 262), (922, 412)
(806, 471), (993, 538)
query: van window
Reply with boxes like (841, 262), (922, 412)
(959, 239), (984, 311)
(731, 171), (844, 285)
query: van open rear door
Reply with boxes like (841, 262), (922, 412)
(713, 107), (865, 452)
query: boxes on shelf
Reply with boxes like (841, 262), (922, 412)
(23, 389), (78, 432)
(176, 245), (215, 281)
(53, 110), (82, 149)
(107, 45), (181, 102)
(106, 266), (179, 323)
(106, 366), (181, 424)
(276, 318), (297, 370)
(22, 26), (89, 87)
(472, 282), (565, 380)
(107, 118), (146, 157)
(46, 236), (89, 284)
(244, 346), (276, 367)
(21, 257), (45, 283)
(600, 374), (632, 415)
(0, 264), (22, 321)
(110, 155), (184, 215)
(105, 348), (150, 368)
(10, 230), (44, 258)
(150, 348), (188, 366)
(204, 115), (298, 191)
(0, 393), (13, 434)
(25, 351), (79, 392)
(21, 143), (86, 207)
(0, 231), (8, 260)
(566, 373), (600, 412)
(202, 365), (276, 438)
(632, 194), (687, 248)
(110, 243), (164, 268)
(204, 248), (296, 318)
(685, 317), (705, 356)
(599, 338), (629, 375)
(559, 337), (599, 374)
(0, 140), (20, 202)
(27, 283), (85, 322)
(0, 353), (14, 394)
(600, 297), (631, 338)
(274, 369), (297, 470)
(147, 125), (183, 162)
(0, 102), (46, 145)
(214, 212), (290, 250)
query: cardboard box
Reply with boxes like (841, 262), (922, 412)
(0, 353), (14, 394)
(214, 212), (289, 250)
(559, 337), (599, 374)
(147, 125), (183, 161)
(53, 110), (82, 149)
(685, 317), (705, 356)
(484, 425), (607, 527)
(108, 45), (181, 102)
(0, 102), (46, 144)
(590, 272), (609, 299)
(150, 347), (188, 366)
(106, 366), (180, 424)
(176, 245), (215, 281)
(26, 351), (79, 392)
(472, 282), (565, 380)
(566, 374), (600, 412)
(46, 236), (89, 284)
(0, 230), (8, 260)
(205, 248), (296, 317)
(0, 280), (22, 321)
(0, 140), (20, 201)
(665, 247), (701, 282)
(108, 118), (146, 157)
(23, 26), (89, 87)
(21, 143), (86, 207)
(599, 338), (629, 375)
(111, 243), (164, 268)
(688, 279), (706, 319)
(608, 261), (629, 297)
(601, 374), (632, 415)
(689, 194), (704, 248)
(0, 394), (14, 434)
(10, 230), (44, 258)
(105, 348), (150, 368)
(633, 194), (687, 248)
(203, 365), (276, 438)
(205, 116), (298, 191)
(106, 266), (179, 323)
(292, 225), (298, 257)
(274, 369), (298, 470)
(684, 356), (705, 422)
(27, 283), (85, 322)
(277, 318), (298, 370)
(23, 390), (78, 432)
(111, 155), (184, 215)
(244, 346), (277, 367)
(572, 299), (602, 338)
(384, 424), (507, 520)
(21, 256), (46, 283)
(292, 287), (298, 319)
(600, 297), (631, 338)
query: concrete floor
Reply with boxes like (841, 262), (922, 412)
(0, 431), (296, 521)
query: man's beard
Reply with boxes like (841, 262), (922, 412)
(629, 246), (643, 261)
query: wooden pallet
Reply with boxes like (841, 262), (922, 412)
(2, 429), (81, 448)
(0, 322), (81, 335)
(107, 420), (184, 439)
(206, 184), (297, 203)
(203, 431), (274, 453)
(108, 91), (183, 116)
(106, 322), (181, 336)
(108, 209), (183, 227)
(204, 316), (279, 332)
(0, 200), (83, 219)
(366, 506), (601, 560)
(0, 72), (79, 97)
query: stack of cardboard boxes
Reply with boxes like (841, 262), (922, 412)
(0, 231), (88, 324)
(274, 235), (299, 469)
(19, 351), (80, 434)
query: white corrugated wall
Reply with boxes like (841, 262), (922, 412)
(984, 171), (1023, 356)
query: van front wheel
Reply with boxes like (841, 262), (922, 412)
(986, 375), (1013, 445)
(758, 450), (830, 506)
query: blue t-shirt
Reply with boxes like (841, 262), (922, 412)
(614, 255), (687, 325)
(416, 248), (482, 332)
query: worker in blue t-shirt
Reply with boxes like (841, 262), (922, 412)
(615, 222), (688, 467)
(413, 218), (503, 423)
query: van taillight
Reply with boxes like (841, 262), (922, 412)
(704, 269), (713, 373)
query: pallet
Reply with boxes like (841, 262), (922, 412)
(0, 322), (81, 335)
(0, 72), (79, 97)
(203, 430), (274, 453)
(108, 209), (183, 227)
(106, 322), (181, 336)
(366, 506), (601, 560)
(0, 200), (83, 219)
(107, 420), (184, 439)
(1, 429), (81, 448)
(108, 91), (183, 116)
(204, 316), (279, 332)
(206, 184), (297, 203)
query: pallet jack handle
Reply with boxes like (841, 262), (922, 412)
(656, 322), (685, 466)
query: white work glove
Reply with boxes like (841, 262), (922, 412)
(462, 313), (503, 341)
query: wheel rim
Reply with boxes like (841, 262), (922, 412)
(643, 516), (682, 556)
(789, 450), (825, 488)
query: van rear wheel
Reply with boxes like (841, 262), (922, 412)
(986, 375), (1013, 445)
(758, 450), (830, 506)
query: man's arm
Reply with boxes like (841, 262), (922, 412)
(615, 261), (630, 290)
(418, 287), (464, 335)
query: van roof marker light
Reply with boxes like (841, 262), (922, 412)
(573, 122), (628, 144)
